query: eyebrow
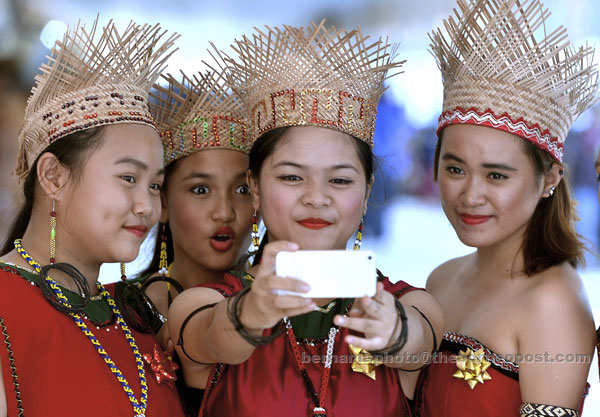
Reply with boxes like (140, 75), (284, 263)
(182, 173), (213, 181)
(273, 161), (359, 173)
(183, 171), (247, 181)
(115, 157), (165, 176)
(441, 153), (517, 171)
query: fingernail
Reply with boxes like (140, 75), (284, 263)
(335, 316), (345, 325)
(300, 284), (310, 292)
(303, 298), (312, 304)
(287, 242), (299, 250)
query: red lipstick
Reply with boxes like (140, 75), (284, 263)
(459, 213), (493, 225)
(123, 225), (148, 238)
(210, 226), (234, 252)
(298, 218), (332, 230)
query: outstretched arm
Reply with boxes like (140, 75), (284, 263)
(167, 241), (316, 366)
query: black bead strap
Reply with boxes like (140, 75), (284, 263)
(226, 285), (284, 347)
(177, 303), (218, 365)
(369, 297), (408, 357)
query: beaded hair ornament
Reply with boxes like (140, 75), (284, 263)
(430, 0), (600, 162)
(222, 19), (404, 146)
(16, 18), (179, 178)
(150, 68), (250, 165)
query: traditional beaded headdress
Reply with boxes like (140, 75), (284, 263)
(222, 20), (403, 146)
(430, 0), (600, 162)
(16, 18), (179, 178)
(150, 68), (250, 165)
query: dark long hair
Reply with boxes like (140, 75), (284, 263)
(2, 127), (105, 255)
(136, 160), (179, 279)
(433, 133), (584, 275)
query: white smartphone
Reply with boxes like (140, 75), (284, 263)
(275, 250), (377, 298)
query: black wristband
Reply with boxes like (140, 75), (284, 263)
(396, 305), (439, 372)
(412, 305), (438, 359)
(227, 285), (283, 347)
(177, 303), (217, 365)
(369, 297), (408, 357)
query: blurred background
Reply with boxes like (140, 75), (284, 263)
(0, 0), (598, 410)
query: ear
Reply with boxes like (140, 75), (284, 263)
(159, 191), (169, 223)
(36, 152), (70, 199)
(247, 169), (261, 212)
(362, 175), (375, 216)
(542, 163), (563, 198)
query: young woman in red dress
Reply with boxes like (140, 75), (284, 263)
(167, 21), (445, 417)
(0, 19), (184, 417)
(413, 1), (598, 416)
(125, 70), (254, 416)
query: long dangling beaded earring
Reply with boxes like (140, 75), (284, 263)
(251, 209), (260, 252)
(38, 199), (91, 313)
(50, 199), (57, 264)
(157, 223), (173, 304)
(120, 262), (127, 282)
(353, 218), (364, 251)
(157, 223), (169, 277)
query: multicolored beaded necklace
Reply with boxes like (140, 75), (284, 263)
(283, 316), (338, 417)
(14, 239), (148, 417)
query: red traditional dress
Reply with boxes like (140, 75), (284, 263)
(197, 272), (419, 417)
(0, 261), (185, 417)
(412, 332), (590, 417)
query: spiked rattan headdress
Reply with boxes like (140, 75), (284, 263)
(430, 0), (600, 162)
(150, 68), (250, 165)
(16, 18), (179, 178)
(223, 20), (403, 146)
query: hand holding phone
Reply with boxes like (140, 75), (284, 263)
(275, 250), (377, 298)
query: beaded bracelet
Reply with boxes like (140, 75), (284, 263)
(369, 297), (408, 357)
(226, 285), (284, 346)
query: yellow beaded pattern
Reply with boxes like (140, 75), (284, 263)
(14, 239), (149, 415)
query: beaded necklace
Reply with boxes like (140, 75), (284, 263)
(14, 239), (148, 417)
(283, 316), (338, 417)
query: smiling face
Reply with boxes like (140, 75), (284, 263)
(163, 149), (253, 273)
(437, 124), (546, 249)
(58, 123), (164, 263)
(250, 126), (371, 250)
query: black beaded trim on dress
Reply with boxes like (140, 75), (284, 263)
(443, 332), (519, 380)
(1, 316), (24, 416)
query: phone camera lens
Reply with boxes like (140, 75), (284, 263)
(368, 256), (372, 260)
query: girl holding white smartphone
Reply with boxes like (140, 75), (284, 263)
(167, 21), (444, 416)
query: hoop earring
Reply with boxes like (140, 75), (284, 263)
(251, 210), (260, 251)
(353, 218), (364, 251)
